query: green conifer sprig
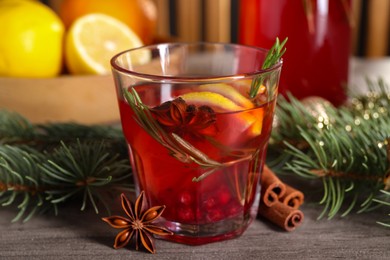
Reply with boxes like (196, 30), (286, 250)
(0, 111), (36, 144)
(41, 140), (132, 214)
(0, 111), (132, 222)
(268, 79), (390, 226)
(0, 145), (50, 222)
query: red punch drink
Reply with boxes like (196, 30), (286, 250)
(111, 43), (282, 245)
(239, 0), (352, 106)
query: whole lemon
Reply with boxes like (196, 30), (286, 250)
(0, 0), (64, 78)
(59, 0), (157, 45)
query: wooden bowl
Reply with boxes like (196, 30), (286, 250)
(0, 75), (120, 125)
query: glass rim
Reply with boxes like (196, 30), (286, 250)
(110, 42), (283, 82)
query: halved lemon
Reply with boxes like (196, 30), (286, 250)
(65, 13), (149, 75)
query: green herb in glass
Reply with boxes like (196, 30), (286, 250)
(249, 37), (287, 99)
(123, 88), (253, 182)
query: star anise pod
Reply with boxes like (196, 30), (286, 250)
(102, 191), (173, 254)
(150, 97), (217, 137)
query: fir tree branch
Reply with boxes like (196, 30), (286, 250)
(0, 145), (52, 222)
(0, 110), (126, 151)
(268, 78), (390, 225)
(0, 111), (36, 145)
(0, 111), (133, 222)
(41, 140), (133, 214)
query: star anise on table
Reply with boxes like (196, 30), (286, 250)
(102, 191), (173, 254)
(150, 97), (217, 137)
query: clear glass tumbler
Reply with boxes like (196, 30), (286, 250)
(111, 42), (282, 245)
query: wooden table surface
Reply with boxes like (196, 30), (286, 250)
(1, 57), (390, 259)
(1, 200), (389, 259)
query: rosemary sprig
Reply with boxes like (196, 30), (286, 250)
(123, 87), (257, 182)
(249, 37), (288, 99)
(123, 88), (223, 181)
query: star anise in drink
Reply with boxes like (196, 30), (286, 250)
(150, 97), (217, 137)
(102, 191), (173, 254)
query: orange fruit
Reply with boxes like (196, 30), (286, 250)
(59, 0), (157, 44)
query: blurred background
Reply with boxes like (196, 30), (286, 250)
(1, 0), (389, 123)
(46, 0), (390, 57)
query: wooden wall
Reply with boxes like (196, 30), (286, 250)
(354, 0), (390, 57)
(46, 0), (390, 57)
(153, 0), (390, 57)
(152, 0), (237, 43)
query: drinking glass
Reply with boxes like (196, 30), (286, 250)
(111, 42), (282, 245)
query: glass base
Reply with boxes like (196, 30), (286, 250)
(158, 211), (254, 245)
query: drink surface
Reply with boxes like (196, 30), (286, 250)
(118, 81), (276, 244)
(239, 0), (351, 106)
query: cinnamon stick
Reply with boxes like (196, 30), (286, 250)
(260, 165), (286, 207)
(279, 184), (305, 209)
(258, 201), (304, 232)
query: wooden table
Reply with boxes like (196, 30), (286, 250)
(1, 57), (390, 259)
(1, 201), (389, 259)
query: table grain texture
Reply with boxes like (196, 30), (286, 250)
(1, 57), (390, 259)
(1, 200), (389, 260)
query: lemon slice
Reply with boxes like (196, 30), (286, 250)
(198, 84), (254, 109)
(65, 13), (149, 75)
(180, 91), (244, 112)
(247, 109), (264, 135)
(233, 80), (267, 96)
(180, 91), (262, 136)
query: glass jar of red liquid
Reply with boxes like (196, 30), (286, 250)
(239, 0), (352, 106)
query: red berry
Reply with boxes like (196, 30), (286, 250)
(179, 191), (193, 206)
(195, 208), (204, 222)
(178, 207), (194, 222)
(218, 186), (232, 205)
(206, 209), (224, 222)
(227, 204), (242, 217)
(203, 197), (217, 209)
